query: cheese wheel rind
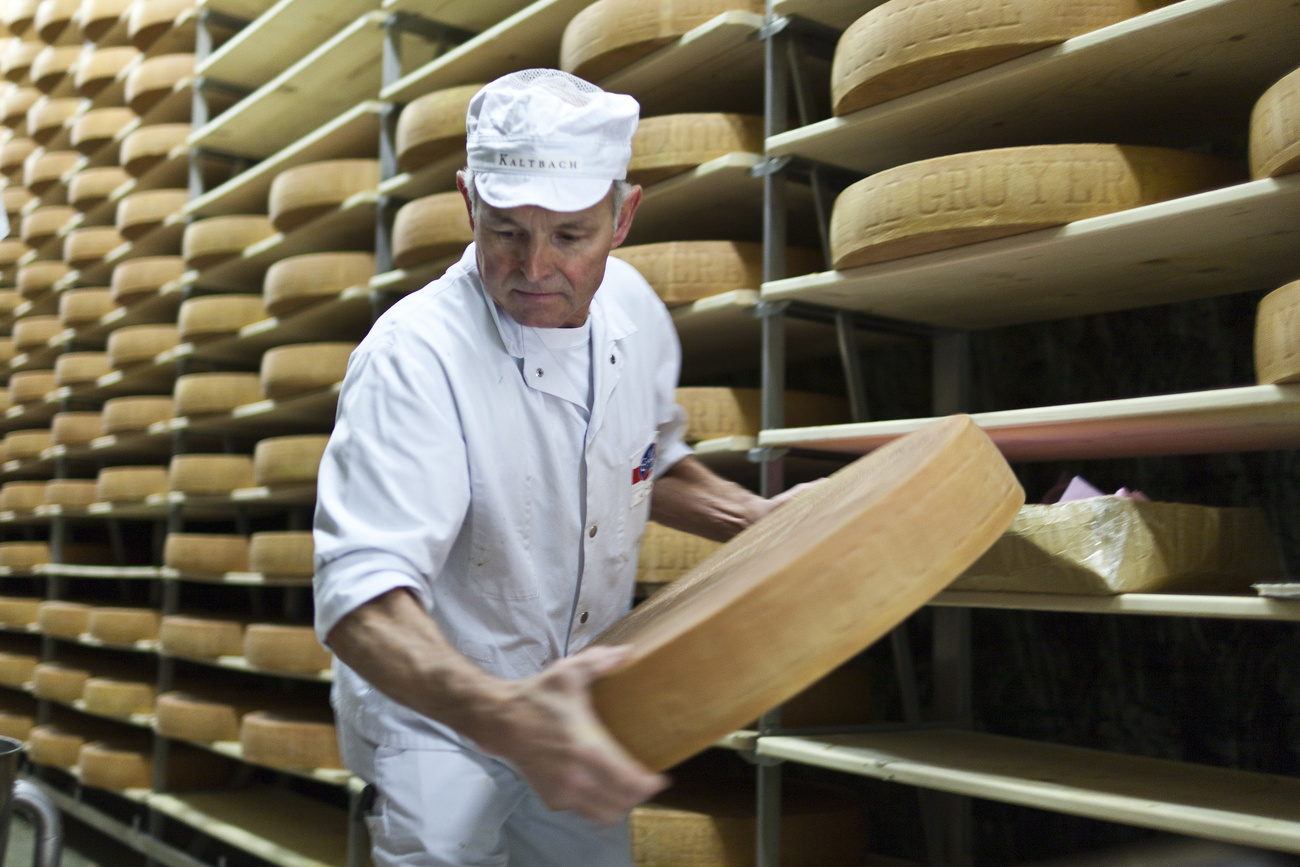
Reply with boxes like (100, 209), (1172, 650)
(28, 725), (85, 768)
(162, 533), (250, 574)
(628, 113), (763, 186)
(177, 294), (266, 340)
(267, 159), (380, 232)
(394, 84), (480, 173)
(612, 242), (822, 305)
(167, 454), (255, 494)
(96, 466), (169, 502)
(159, 614), (245, 658)
(36, 600), (91, 638)
(243, 623), (331, 673)
(81, 677), (157, 717)
(1250, 65), (1300, 179)
(52, 411), (106, 446)
(1255, 279), (1300, 384)
(262, 252), (374, 317)
(155, 690), (244, 742)
(240, 710), (341, 770)
(102, 395), (174, 433)
(259, 342), (355, 400)
(248, 532), (313, 577)
(183, 216), (276, 271)
(391, 193), (472, 270)
(173, 372), (263, 415)
(253, 434), (328, 486)
(87, 606), (160, 645)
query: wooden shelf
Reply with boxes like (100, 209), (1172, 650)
(767, 0), (1300, 175)
(759, 385), (1300, 461)
(377, 150), (462, 203)
(369, 257), (458, 297)
(39, 564), (164, 580)
(144, 484), (317, 514)
(165, 568), (312, 586)
(64, 282), (186, 347)
(931, 590), (1300, 622)
(161, 651), (332, 683)
(758, 729), (1300, 854)
(381, 0), (534, 32)
(155, 383), (340, 438)
(199, 740), (353, 787)
(202, 0), (281, 21)
(189, 12), (387, 160)
(178, 287), (372, 366)
(761, 176), (1300, 331)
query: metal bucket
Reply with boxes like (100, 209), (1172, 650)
(0, 736), (61, 866)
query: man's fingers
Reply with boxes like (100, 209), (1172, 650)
(560, 644), (633, 683)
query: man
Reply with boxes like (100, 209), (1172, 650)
(313, 70), (800, 866)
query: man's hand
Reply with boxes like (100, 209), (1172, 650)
(473, 645), (668, 825)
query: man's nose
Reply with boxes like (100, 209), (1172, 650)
(520, 237), (554, 283)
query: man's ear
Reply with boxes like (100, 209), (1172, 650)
(456, 173), (476, 231)
(609, 185), (642, 250)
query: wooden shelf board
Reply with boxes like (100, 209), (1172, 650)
(189, 12), (386, 160)
(201, 0), (281, 21)
(758, 729), (1300, 853)
(1, 402), (57, 433)
(85, 500), (169, 520)
(153, 384), (340, 440)
(381, 0), (534, 32)
(767, 0), (1300, 174)
(931, 590), (1300, 622)
(377, 150), (462, 203)
(145, 484), (316, 513)
(715, 729), (758, 752)
(759, 385), (1300, 461)
(761, 176), (1300, 331)
(68, 283), (186, 346)
(187, 101), (382, 218)
(170, 569), (312, 586)
(166, 652), (332, 683)
(202, 741), (353, 787)
(369, 256), (459, 297)
(39, 564), (163, 580)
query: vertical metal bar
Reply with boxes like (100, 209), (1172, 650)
(379, 102), (401, 183)
(382, 15), (404, 91)
(835, 311), (868, 422)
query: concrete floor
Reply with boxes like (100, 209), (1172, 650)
(4, 814), (143, 867)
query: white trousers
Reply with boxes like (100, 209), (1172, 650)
(342, 726), (634, 867)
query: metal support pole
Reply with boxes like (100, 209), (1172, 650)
(835, 310), (869, 423)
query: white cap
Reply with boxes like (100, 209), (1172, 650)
(465, 69), (640, 212)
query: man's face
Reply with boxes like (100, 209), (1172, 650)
(458, 177), (641, 329)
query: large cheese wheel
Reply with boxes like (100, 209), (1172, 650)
(167, 453), (254, 494)
(0, 338), (15, 367)
(628, 114), (763, 186)
(158, 613), (245, 658)
(394, 83), (480, 173)
(8, 369), (56, 403)
(0, 136), (36, 176)
(248, 532), (313, 577)
(95, 465), (168, 501)
(120, 122), (187, 177)
(830, 145), (1243, 269)
(1255, 278), (1300, 384)
(0, 543), (48, 570)
(24, 148), (81, 194)
(64, 225), (123, 268)
(52, 410), (105, 443)
(0, 238), (32, 268)
(162, 532), (249, 574)
(243, 623), (331, 673)
(2, 87), (41, 127)
(29, 45), (80, 94)
(102, 394), (172, 432)
(239, 710), (341, 770)
(13, 313), (61, 348)
(1, 39), (41, 83)
(268, 158), (380, 232)
(2, 1), (39, 36)
(32, 661), (90, 702)
(59, 288), (116, 326)
(612, 242), (823, 305)
(3, 428), (53, 459)
(68, 164), (130, 208)
(20, 205), (75, 247)
(173, 372), (261, 415)
(3, 184), (34, 214)
(1250, 66), (1300, 179)
(0, 651), (38, 686)
(115, 187), (186, 240)
(26, 95), (82, 144)
(0, 480), (46, 510)
(0, 290), (20, 317)
(28, 725), (85, 768)
(74, 46), (140, 98)
(87, 606), (159, 645)
(637, 521), (723, 588)
(127, 0), (196, 50)
(259, 342), (354, 399)
(71, 107), (136, 155)
(81, 676), (156, 717)
(631, 780), (865, 866)
(0, 595), (41, 625)
(45, 479), (98, 506)
(124, 52), (192, 115)
(55, 351), (112, 385)
(106, 323), (178, 367)
(16, 260), (70, 296)
(110, 255), (184, 303)
(0, 709), (35, 741)
(155, 690), (245, 742)
(36, 600), (90, 637)
(182, 215), (275, 271)
(591, 415), (1023, 770)
(77, 739), (151, 789)
(33, 0), (79, 44)
(833, 0), (1173, 117)
(560, 0), (762, 81)
(252, 434), (327, 486)
(391, 192), (471, 270)
(176, 293), (265, 341)
(262, 251), (374, 317)
(676, 388), (848, 440)
(78, 0), (135, 42)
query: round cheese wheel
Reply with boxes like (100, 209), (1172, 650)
(391, 192), (471, 270)
(106, 322), (178, 367)
(252, 434), (327, 486)
(612, 241), (823, 305)
(3, 184), (34, 214)
(74, 45), (140, 98)
(124, 52), (192, 115)
(51, 410), (105, 443)
(243, 623), (331, 673)
(55, 350), (112, 385)
(182, 215), (275, 271)
(8, 369), (56, 403)
(127, 0), (196, 51)
(394, 83), (479, 173)
(628, 113), (763, 186)
(58, 288), (116, 326)
(172, 371), (261, 415)
(36, 600), (91, 638)
(1255, 278), (1300, 384)
(26, 95), (82, 144)
(677, 387), (848, 440)
(0, 290), (20, 316)
(1, 38), (41, 83)
(0, 389), (13, 416)
(1250, 65), (1300, 179)
(592, 415), (1024, 771)
(82, 676), (156, 717)
(3, 428), (53, 458)
(71, 106), (136, 155)
(0, 544), (53, 571)
(259, 342), (355, 399)
(163, 533), (249, 574)
(24, 148), (81, 194)
(240, 710), (341, 770)
(33, 0), (79, 44)
(155, 690), (244, 742)
(0, 480), (46, 510)
(0, 337), (14, 366)
(20, 205), (75, 247)
(0, 135), (36, 176)
(45, 479), (97, 506)
(64, 225), (123, 268)
(0, 710), (35, 741)
(158, 613), (245, 657)
(68, 164), (129, 208)
(167, 453), (254, 494)
(560, 0), (762, 81)
(102, 394), (172, 432)
(830, 144), (1243, 269)
(2, 1), (40, 35)
(28, 725), (85, 768)
(29, 44), (80, 94)
(176, 293), (266, 340)
(631, 780), (866, 867)
(832, 0), (1170, 117)
(0, 238), (32, 268)
(87, 606), (159, 645)
(78, 0), (134, 43)
(0, 594), (41, 624)
(78, 739), (152, 789)
(95, 464), (167, 501)
(262, 251), (375, 317)
(637, 521), (723, 587)
(32, 661), (90, 702)
(1, 87), (41, 127)
(120, 122), (188, 177)
(110, 255), (184, 303)
(0, 651), (38, 687)
(13, 313), (61, 348)
(16, 260), (70, 296)
(115, 187), (186, 240)
(267, 158), (380, 232)
(248, 532), (313, 577)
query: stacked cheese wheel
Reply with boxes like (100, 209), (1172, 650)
(675, 387), (849, 441)
(628, 113), (763, 186)
(613, 242), (823, 305)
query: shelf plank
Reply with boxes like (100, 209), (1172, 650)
(201, 0), (281, 20)
(931, 590), (1300, 621)
(759, 729), (1300, 853)
(759, 385), (1300, 461)
(761, 176), (1300, 331)
(369, 256), (459, 297)
(198, 0), (382, 91)
(190, 12), (387, 160)
(377, 150), (463, 203)
(181, 286), (373, 365)
(767, 0), (1300, 174)
(381, 0), (534, 32)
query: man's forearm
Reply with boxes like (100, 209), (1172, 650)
(649, 456), (770, 542)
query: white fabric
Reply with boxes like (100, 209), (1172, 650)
(524, 317), (593, 415)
